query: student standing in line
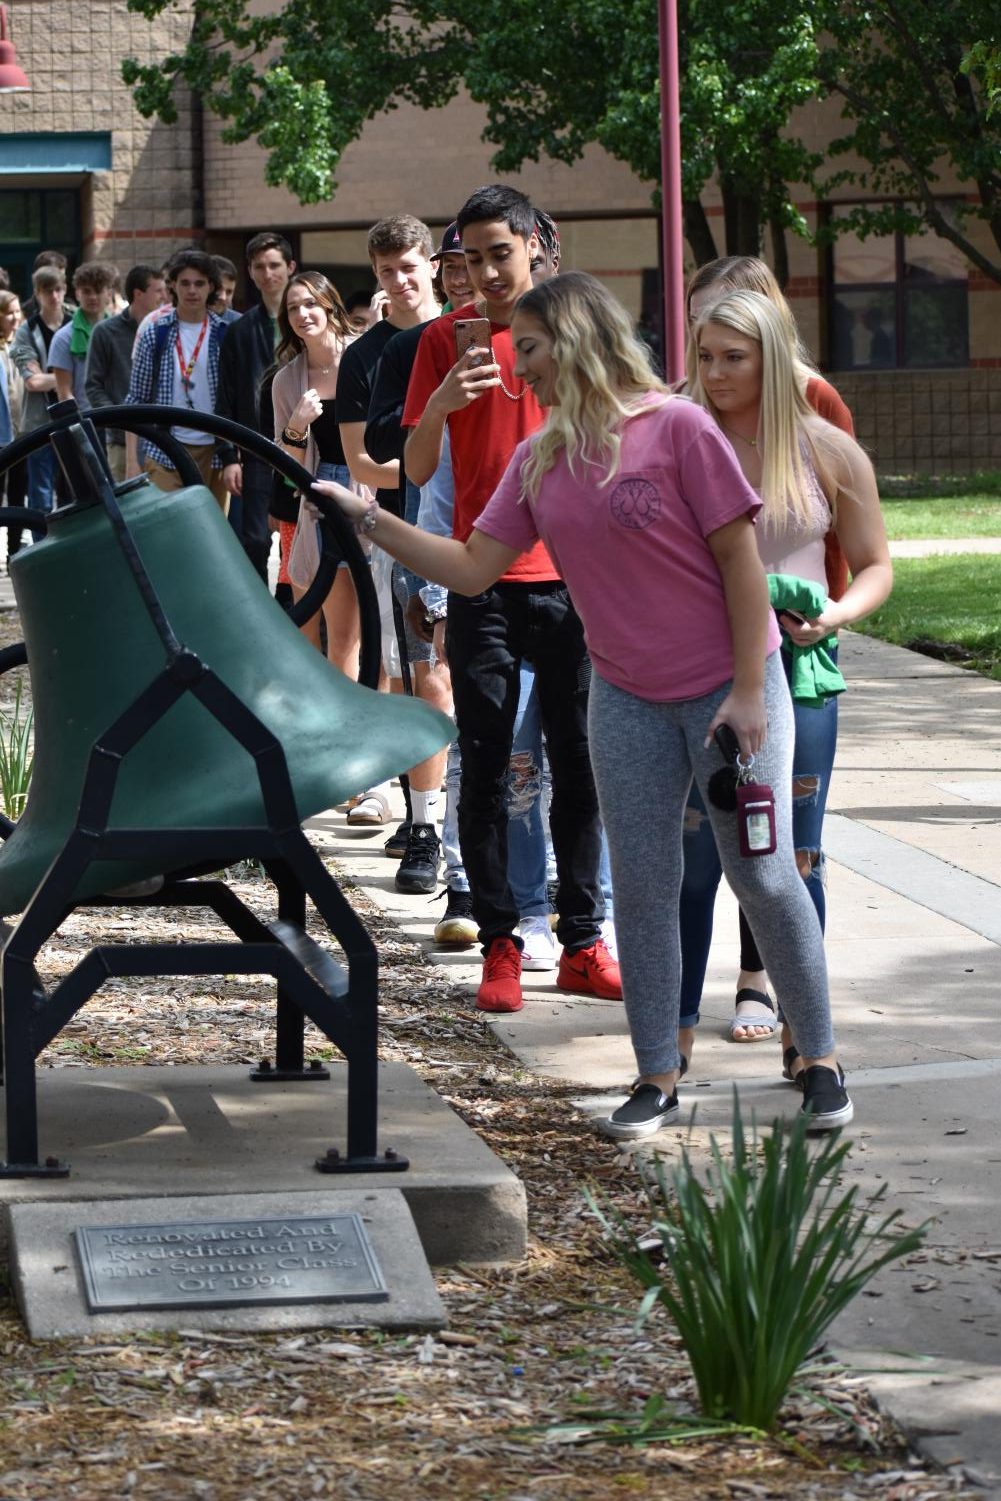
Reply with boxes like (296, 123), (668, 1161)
(48, 261), (116, 409)
(217, 232), (297, 581)
(210, 256), (242, 326)
(84, 264), (166, 483)
(124, 249), (229, 511)
(400, 187), (619, 1015)
(271, 270), (358, 662)
(678, 289), (891, 1083)
(0, 289), (28, 558)
(11, 265), (72, 536)
(335, 216), (452, 884)
(315, 271), (852, 1137)
(678, 256), (859, 1048)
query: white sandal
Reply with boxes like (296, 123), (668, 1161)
(346, 791), (392, 826)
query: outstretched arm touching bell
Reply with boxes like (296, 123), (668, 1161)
(311, 477), (519, 597)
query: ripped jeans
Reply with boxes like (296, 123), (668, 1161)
(443, 664), (550, 908)
(506, 666), (550, 917)
(506, 667), (616, 921)
(677, 649), (839, 1027)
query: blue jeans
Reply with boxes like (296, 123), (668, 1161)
(27, 445), (57, 542)
(677, 647), (839, 1027)
(507, 666), (550, 918)
(443, 741), (467, 892)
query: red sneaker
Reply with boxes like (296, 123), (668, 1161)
(557, 937), (623, 1000)
(476, 936), (523, 1013)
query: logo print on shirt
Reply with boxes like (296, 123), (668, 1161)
(610, 476), (660, 530)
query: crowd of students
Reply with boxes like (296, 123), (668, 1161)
(0, 185), (892, 1140)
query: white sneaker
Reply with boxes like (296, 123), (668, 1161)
(600, 918), (618, 962)
(518, 914), (557, 971)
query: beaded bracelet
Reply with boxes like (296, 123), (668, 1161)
(355, 498), (379, 534)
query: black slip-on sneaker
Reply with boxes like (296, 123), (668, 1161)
(800, 1064), (854, 1131)
(598, 1083), (680, 1141)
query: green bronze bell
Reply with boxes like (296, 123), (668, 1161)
(0, 475), (453, 915)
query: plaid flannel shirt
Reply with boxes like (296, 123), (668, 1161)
(125, 308), (226, 469)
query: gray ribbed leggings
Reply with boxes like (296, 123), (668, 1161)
(588, 652), (833, 1077)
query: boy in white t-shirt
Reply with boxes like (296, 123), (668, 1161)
(124, 249), (230, 511)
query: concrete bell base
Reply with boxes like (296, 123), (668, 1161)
(0, 1062), (527, 1280)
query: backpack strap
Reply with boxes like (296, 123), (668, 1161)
(149, 317), (174, 401)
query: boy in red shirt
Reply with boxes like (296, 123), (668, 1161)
(402, 185), (619, 1013)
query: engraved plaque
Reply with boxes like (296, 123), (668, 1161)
(75, 1214), (388, 1312)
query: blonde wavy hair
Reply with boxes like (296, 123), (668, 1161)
(514, 272), (668, 503)
(688, 290), (842, 528)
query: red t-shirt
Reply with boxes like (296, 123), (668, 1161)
(806, 375), (854, 437)
(806, 375), (854, 601)
(402, 306), (558, 583)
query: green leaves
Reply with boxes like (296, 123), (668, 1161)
(123, 0), (1000, 273)
(819, 0), (1001, 280)
(590, 1095), (928, 1431)
(121, 0), (823, 254)
(0, 678), (33, 822)
(122, 0), (466, 204)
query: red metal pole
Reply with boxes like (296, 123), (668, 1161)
(658, 0), (685, 382)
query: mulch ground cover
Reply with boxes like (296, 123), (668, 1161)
(0, 608), (978, 1500)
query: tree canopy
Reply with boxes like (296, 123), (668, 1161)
(123, 0), (1001, 280)
(819, 0), (1001, 283)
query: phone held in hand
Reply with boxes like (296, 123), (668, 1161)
(454, 317), (493, 367)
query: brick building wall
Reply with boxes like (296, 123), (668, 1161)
(834, 369), (1001, 476)
(0, 0), (200, 272)
(3, 4), (998, 476)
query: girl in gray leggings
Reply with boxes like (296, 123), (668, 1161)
(590, 653), (833, 1116)
(313, 268), (851, 1141)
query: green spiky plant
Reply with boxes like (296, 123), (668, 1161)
(589, 1096), (928, 1432)
(0, 679), (33, 820)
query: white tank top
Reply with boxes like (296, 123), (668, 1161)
(755, 448), (829, 588)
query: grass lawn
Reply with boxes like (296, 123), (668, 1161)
(879, 492), (1001, 539)
(855, 553), (1001, 682)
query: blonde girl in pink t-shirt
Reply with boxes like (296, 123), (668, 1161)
(313, 271), (851, 1141)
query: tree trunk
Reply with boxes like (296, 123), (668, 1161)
(770, 213), (789, 289)
(722, 181), (763, 256)
(683, 198), (719, 266)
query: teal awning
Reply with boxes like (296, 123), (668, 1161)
(0, 132), (112, 173)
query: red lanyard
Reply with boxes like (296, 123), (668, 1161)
(175, 318), (209, 401)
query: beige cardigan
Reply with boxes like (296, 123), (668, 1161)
(270, 341), (372, 526)
(271, 337), (353, 479)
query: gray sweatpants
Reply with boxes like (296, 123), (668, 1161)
(588, 652), (833, 1077)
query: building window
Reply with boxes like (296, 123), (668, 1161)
(0, 188), (81, 298)
(827, 206), (969, 371)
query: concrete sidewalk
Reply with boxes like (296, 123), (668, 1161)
(3, 537), (999, 1485)
(314, 627), (1001, 1494)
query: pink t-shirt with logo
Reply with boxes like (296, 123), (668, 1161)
(475, 396), (781, 702)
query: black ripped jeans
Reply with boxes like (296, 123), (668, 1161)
(446, 581), (604, 955)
